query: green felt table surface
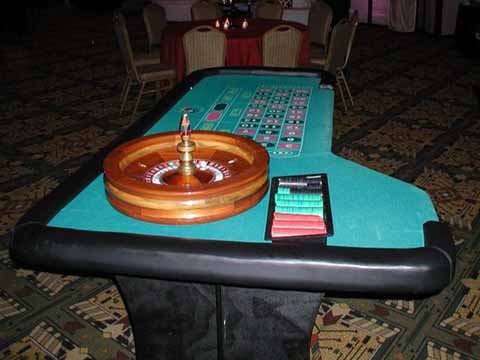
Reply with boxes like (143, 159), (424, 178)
(48, 74), (438, 248)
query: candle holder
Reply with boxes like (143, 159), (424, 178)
(223, 18), (231, 30)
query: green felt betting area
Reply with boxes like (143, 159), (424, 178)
(49, 74), (438, 248)
(145, 74), (333, 156)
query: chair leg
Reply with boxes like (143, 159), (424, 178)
(131, 82), (145, 121)
(156, 78), (175, 101)
(167, 77), (176, 92)
(120, 77), (129, 102)
(336, 72), (348, 113)
(155, 81), (163, 101)
(120, 78), (131, 114)
(339, 70), (354, 106)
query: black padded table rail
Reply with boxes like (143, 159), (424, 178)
(12, 220), (454, 296)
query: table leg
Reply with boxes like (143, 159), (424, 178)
(115, 276), (218, 360)
(220, 286), (321, 360)
(115, 276), (321, 360)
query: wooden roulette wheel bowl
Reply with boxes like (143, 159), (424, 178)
(103, 131), (269, 224)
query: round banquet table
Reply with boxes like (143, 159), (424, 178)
(161, 19), (311, 81)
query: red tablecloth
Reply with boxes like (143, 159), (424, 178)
(161, 19), (311, 81)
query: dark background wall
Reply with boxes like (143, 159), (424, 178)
(322, 0), (351, 24)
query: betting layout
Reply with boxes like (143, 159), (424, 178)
(190, 84), (312, 157)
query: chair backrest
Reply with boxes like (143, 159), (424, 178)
(255, 0), (283, 20)
(113, 11), (140, 82)
(262, 25), (302, 67)
(143, 3), (167, 51)
(183, 25), (226, 75)
(191, 0), (222, 21)
(309, 1), (333, 48)
(324, 15), (358, 75)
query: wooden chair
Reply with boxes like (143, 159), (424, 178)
(262, 25), (302, 67)
(183, 25), (226, 76)
(114, 11), (176, 121)
(255, 0), (283, 20)
(191, 0), (222, 21)
(143, 3), (167, 54)
(309, 1), (333, 54)
(310, 12), (358, 112)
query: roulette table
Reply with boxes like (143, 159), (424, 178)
(10, 68), (455, 360)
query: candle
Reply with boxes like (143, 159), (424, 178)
(223, 21), (229, 30)
(215, 19), (220, 28)
(242, 19), (248, 29)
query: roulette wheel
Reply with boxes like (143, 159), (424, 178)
(103, 114), (269, 224)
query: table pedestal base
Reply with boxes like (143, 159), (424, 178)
(116, 276), (321, 360)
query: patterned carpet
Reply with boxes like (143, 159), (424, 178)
(1, 7), (480, 360)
